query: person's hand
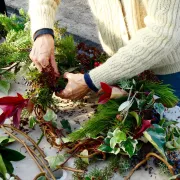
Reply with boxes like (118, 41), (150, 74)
(56, 72), (90, 100)
(29, 34), (59, 76)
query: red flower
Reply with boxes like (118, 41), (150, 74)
(133, 120), (152, 139)
(0, 93), (29, 128)
(98, 82), (128, 104)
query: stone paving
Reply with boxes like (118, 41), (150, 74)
(5, 0), (99, 44)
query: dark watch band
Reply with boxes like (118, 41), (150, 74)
(84, 73), (99, 92)
(33, 28), (54, 41)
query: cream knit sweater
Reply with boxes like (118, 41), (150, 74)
(29, 0), (180, 89)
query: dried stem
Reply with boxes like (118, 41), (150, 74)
(76, 152), (101, 158)
(57, 166), (85, 174)
(33, 173), (46, 180)
(3, 124), (46, 158)
(124, 152), (174, 180)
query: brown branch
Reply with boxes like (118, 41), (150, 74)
(124, 152), (174, 180)
(57, 166), (85, 173)
(33, 173), (46, 180)
(76, 152), (101, 158)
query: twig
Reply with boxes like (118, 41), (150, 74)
(0, 62), (19, 75)
(124, 152), (174, 180)
(37, 132), (44, 146)
(3, 124), (46, 158)
(76, 152), (101, 158)
(57, 166), (85, 173)
(33, 173), (46, 180)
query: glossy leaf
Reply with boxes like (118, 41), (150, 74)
(0, 154), (7, 176)
(0, 137), (15, 145)
(113, 129), (126, 143)
(0, 147), (25, 161)
(45, 154), (65, 169)
(98, 144), (113, 153)
(121, 138), (138, 157)
(0, 80), (10, 95)
(143, 124), (166, 158)
(61, 119), (72, 133)
(3, 159), (13, 174)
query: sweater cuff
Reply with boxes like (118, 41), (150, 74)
(33, 28), (54, 41)
(84, 73), (99, 92)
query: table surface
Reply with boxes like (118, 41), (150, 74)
(0, 76), (179, 180)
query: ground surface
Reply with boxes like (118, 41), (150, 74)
(5, 0), (100, 44)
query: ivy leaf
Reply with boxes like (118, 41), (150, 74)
(129, 111), (141, 127)
(111, 147), (120, 155)
(143, 124), (166, 158)
(0, 154), (7, 176)
(113, 129), (126, 143)
(61, 119), (72, 133)
(37, 176), (46, 180)
(154, 103), (165, 119)
(29, 116), (37, 128)
(80, 149), (89, 164)
(136, 98), (146, 110)
(0, 147), (25, 161)
(43, 109), (57, 122)
(121, 138), (138, 157)
(110, 137), (117, 149)
(98, 144), (113, 153)
(45, 154), (65, 169)
(0, 80), (10, 95)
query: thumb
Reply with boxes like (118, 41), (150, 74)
(64, 72), (73, 79)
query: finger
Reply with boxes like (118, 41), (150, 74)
(38, 55), (49, 68)
(50, 54), (60, 77)
(31, 57), (42, 72)
(57, 85), (73, 99)
(64, 72), (72, 79)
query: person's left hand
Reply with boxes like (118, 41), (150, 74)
(56, 72), (90, 100)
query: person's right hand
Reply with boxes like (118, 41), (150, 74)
(29, 34), (60, 76)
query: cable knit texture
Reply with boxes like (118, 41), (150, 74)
(29, 0), (180, 89)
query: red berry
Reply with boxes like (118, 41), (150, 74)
(94, 62), (100, 67)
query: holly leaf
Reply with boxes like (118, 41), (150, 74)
(154, 103), (165, 119)
(0, 80), (10, 95)
(61, 119), (72, 133)
(129, 111), (141, 127)
(45, 154), (65, 169)
(121, 138), (138, 157)
(143, 124), (166, 158)
(43, 109), (57, 122)
(0, 154), (7, 176)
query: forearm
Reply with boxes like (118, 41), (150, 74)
(28, 0), (61, 36)
(89, 0), (180, 89)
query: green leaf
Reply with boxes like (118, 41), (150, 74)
(3, 159), (13, 174)
(0, 147), (25, 161)
(121, 138), (138, 157)
(0, 137), (15, 145)
(61, 119), (72, 133)
(98, 144), (113, 153)
(111, 147), (120, 155)
(85, 177), (91, 180)
(110, 137), (117, 149)
(154, 103), (165, 119)
(80, 149), (89, 164)
(136, 98), (146, 110)
(0, 80), (10, 95)
(0, 154), (7, 176)
(113, 129), (126, 143)
(143, 124), (166, 158)
(37, 176), (46, 180)
(45, 154), (65, 169)
(129, 111), (141, 127)
(29, 116), (37, 128)
(43, 109), (57, 122)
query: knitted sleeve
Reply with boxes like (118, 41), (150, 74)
(28, 0), (60, 36)
(89, 0), (180, 89)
